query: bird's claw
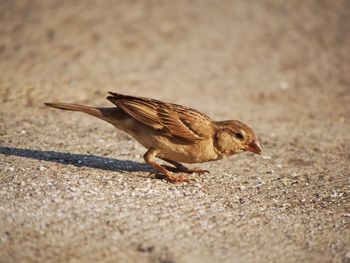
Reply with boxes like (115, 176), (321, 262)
(161, 165), (209, 175)
(149, 172), (196, 184)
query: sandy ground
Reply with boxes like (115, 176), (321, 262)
(0, 0), (350, 262)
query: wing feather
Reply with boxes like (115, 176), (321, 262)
(107, 92), (214, 142)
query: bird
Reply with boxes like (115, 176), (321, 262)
(45, 92), (262, 183)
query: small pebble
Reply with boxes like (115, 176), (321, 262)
(291, 172), (298, 178)
(38, 165), (46, 171)
(330, 191), (343, 198)
(343, 252), (350, 263)
(279, 81), (289, 90)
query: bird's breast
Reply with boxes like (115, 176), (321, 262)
(139, 133), (218, 163)
(114, 117), (219, 163)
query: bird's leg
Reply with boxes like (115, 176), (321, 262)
(160, 158), (189, 173)
(143, 149), (192, 183)
(161, 158), (210, 175)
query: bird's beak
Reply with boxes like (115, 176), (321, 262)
(246, 139), (262, 155)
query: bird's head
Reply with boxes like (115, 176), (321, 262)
(214, 120), (262, 158)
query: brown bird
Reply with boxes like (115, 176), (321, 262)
(45, 92), (262, 183)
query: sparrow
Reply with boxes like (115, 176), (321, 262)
(45, 92), (262, 183)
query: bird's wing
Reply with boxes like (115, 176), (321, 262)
(107, 92), (213, 142)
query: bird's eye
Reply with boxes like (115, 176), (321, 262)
(234, 131), (244, 141)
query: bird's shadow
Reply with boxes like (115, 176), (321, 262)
(0, 146), (153, 173)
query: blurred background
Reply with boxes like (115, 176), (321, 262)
(0, 1), (349, 262)
(1, 0), (349, 117)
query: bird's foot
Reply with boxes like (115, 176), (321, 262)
(161, 165), (209, 175)
(160, 165), (183, 173)
(163, 173), (195, 184)
(151, 172), (195, 183)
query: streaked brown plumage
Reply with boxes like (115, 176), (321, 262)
(45, 92), (262, 183)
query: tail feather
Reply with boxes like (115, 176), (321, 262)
(44, 102), (104, 117)
(44, 101), (123, 124)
